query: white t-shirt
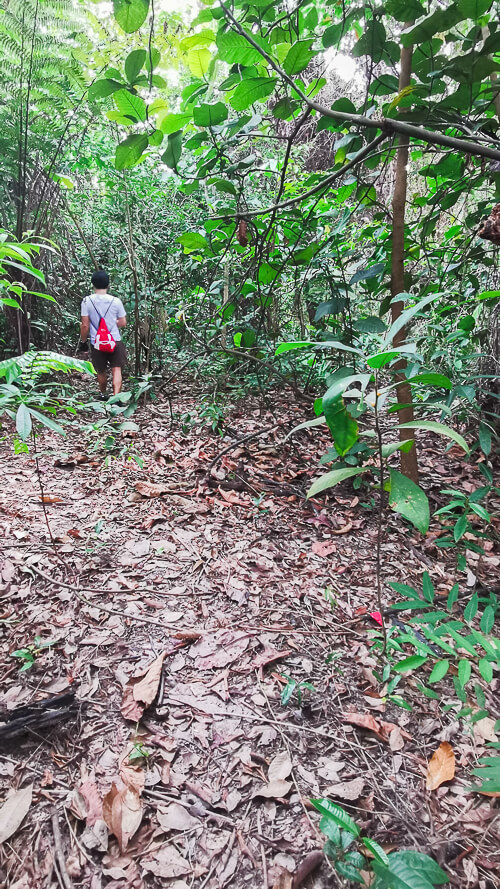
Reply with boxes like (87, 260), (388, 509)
(81, 294), (126, 345)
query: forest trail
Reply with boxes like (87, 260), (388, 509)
(0, 384), (498, 888)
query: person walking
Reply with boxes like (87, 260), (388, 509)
(79, 269), (127, 399)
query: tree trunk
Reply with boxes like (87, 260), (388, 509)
(391, 37), (419, 484)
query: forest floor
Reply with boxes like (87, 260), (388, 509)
(0, 378), (499, 889)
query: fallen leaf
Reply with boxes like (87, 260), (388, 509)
(344, 712), (410, 744)
(40, 495), (62, 504)
(70, 781), (103, 826)
(250, 647), (292, 670)
(389, 726), (405, 752)
(121, 652), (166, 721)
(135, 482), (173, 498)
(324, 777), (364, 801)
(192, 630), (250, 670)
(293, 850), (324, 887)
(426, 742), (455, 791)
(473, 717), (497, 745)
(369, 611), (384, 627)
(157, 803), (200, 832)
(311, 540), (336, 557)
(102, 783), (142, 851)
(141, 845), (192, 878)
(0, 784), (33, 843)
(253, 779), (292, 799)
(268, 751), (292, 782)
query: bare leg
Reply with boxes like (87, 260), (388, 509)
(97, 371), (107, 394)
(111, 366), (123, 395)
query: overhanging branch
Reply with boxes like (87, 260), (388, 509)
(220, 3), (500, 164)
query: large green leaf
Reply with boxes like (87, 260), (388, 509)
(216, 29), (271, 65)
(193, 102), (228, 127)
(114, 89), (147, 122)
(162, 131), (183, 169)
(187, 47), (211, 78)
(310, 800), (360, 836)
(283, 40), (315, 75)
(160, 112), (192, 135)
(388, 469), (430, 534)
(373, 851), (448, 889)
(386, 0), (426, 20)
(383, 294), (437, 347)
(307, 467), (364, 499)
(115, 134), (148, 170)
(397, 421), (469, 454)
(88, 78), (123, 101)
(125, 49), (146, 83)
(16, 403), (32, 440)
(113, 0), (149, 33)
(352, 20), (386, 63)
(323, 395), (359, 456)
(231, 77), (277, 112)
(178, 232), (209, 252)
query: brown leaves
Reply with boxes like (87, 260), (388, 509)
(254, 750), (292, 798)
(344, 712), (411, 745)
(0, 784), (32, 843)
(426, 742), (455, 791)
(121, 652), (166, 721)
(102, 782), (143, 852)
(135, 481), (172, 498)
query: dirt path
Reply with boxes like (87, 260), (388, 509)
(0, 390), (498, 889)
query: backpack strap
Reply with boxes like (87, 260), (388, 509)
(87, 295), (115, 321)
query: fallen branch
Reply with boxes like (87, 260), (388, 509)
(51, 812), (73, 889)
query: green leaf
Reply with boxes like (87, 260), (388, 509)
(283, 40), (315, 75)
(453, 514), (468, 542)
(113, 0), (149, 33)
(422, 572), (435, 604)
(193, 102), (228, 127)
(388, 469), (430, 534)
(125, 49), (146, 82)
(148, 129), (163, 147)
(428, 660), (449, 683)
(160, 112), (192, 135)
(187, 47), (211, 78)
(352, 20), (386, 63)
(386, 0), (426, 21)
(310, 799), (360, 836)
(458, 659), (471, 687)
(272, 97), (300, 119)
(322, 394), (359, 456)
(88, 78), (123, 101)
(384, 294), (437, 346)
(361, 837), (390, 865)
(480, 606), (495, 635)
(397, 421), (469, 455)
(145, 47), (161, 72)
(231, 77), (277, 112)
(350, 262), (385, 284)
(319, 815), (341, 845)
(478, 657), (493, 683)
(216, 29), (271, 65)
(115, 133), (148, 170)
(373, 850), (448, 888)
(15, 403), (32, 440)
(464, 592), (479, 622)
(334, 861), (363, 883)
(275, 341), (313, 355)
(407, 373), (452, 389)
(163, 131), (183, 169)
(178, 232), (209, 252)
(307, 467), (364, 499)
(478, 423), (492, 456)
(114, 89), (147, 122)
(393, 655), (428, 672)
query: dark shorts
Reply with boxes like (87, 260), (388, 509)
(90, 341), (127, 373)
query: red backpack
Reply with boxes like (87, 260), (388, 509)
(89, 297), (116, 352)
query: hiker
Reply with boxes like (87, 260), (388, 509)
(79, 269), (127, 399)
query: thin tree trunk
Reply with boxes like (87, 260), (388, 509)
(391, 37), (419, 484)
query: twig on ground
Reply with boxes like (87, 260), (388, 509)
(51, 812), (73, 889)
